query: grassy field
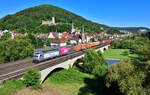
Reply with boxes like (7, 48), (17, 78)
(12, 67), (95, 95)
(13, 80), (86, 95)
(0, 80), (25, 95)
(103, 49), (138, 60)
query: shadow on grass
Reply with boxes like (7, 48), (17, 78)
(120, 52), (130, 57)
(128, 56), (139, 60)
(78, 77), (122, 95)
(120, 53), (138, 60)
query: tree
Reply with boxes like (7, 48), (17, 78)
(78, 49), (108, 95)
(107, 28), (124, 35)
(136, 45), (150, 61)
(0, 39), (34, 64)
(28, 34), (44, 48)
(81, 49), (108, 77)
(23, 68), (41, 89)
(105, 60), (150, 95)
(111, 40), (121, 49)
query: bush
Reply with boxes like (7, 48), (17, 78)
(23, 68), (41, 89)
(0, 80), (25, 95)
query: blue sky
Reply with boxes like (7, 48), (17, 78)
(0, 0), (150, 28)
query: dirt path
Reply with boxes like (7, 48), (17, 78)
(13, 87), (61, 95)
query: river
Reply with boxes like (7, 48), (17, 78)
(107, 60), (120, 66)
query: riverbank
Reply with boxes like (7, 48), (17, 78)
(106, 58), (121, 61)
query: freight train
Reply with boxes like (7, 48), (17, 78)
(33, 39), (115, 63)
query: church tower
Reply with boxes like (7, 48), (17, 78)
(81, 26), (86, 43)
(71, 22), (75, 33)
(52, 17), (55, 24)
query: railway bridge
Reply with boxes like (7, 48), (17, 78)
(0, 44), (110, 83)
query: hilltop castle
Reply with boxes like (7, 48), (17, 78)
(42, 17), (59, 26)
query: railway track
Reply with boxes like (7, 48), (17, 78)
(0, 58), (34, 75)
(0, 44), (109, 82)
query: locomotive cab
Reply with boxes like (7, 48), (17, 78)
(33, 52), (41, 63)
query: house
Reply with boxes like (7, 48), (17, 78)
(85, 34), (91, 43)
(37, 33), (49, 38)
(51, 40), (67, 47)
(0, 30), (13, 36)
(113, 33), (120, 38)
(51, 37), (68, 47)
(61, 32), (68, 39)
(69, 34), (82, 45)
(99, 32), (105, 38)
(14, 33), (23, 37)
(92, 34), (99, 41)
(48, 32), (58, 39)
(24, 32), (28, 36)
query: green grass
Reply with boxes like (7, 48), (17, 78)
(103, 49), (138, 60)
(50, 67), (94, 84)
(0, 80), (25, 95)
(42, 67), (95, 95)
(46, 67), (107, 95)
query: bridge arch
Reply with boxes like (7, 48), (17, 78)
(40, 63), (70, 83)
(103, 48), (106, 51)
(40, 55), (85, 83)
(42, 67), (64, 83)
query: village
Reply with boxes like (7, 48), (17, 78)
(0, 17), (133, 47)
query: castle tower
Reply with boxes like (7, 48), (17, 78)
(52, 17), (55, 24)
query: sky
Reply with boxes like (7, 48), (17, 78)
(0, 0), (150, 28)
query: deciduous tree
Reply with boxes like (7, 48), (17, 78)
(23, 68), (41, 89)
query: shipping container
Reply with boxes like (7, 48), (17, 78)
(81, 44), (87, 49)
(73, 45), (82, 51)
(59, 48), (69, 55)
(101, 40), (106, 44)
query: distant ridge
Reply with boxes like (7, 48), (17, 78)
(114, 27), (150, 33)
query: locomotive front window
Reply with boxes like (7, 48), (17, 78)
(34, 55), (38, 57)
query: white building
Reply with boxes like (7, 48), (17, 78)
(51, 41), (67, 47)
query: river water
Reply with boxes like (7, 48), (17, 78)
(107, 60), (120, 66)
